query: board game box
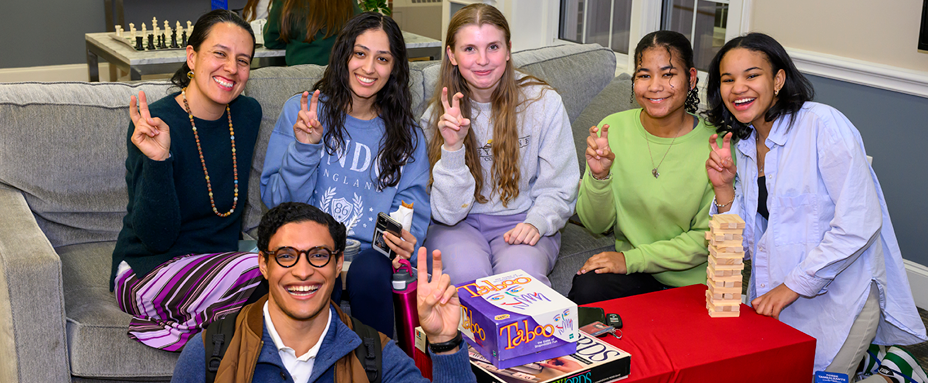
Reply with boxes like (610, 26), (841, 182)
(457, 269), (578, 369)
(469, 330), (631, 383)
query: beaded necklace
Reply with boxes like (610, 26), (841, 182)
(182, 87), (238, 217)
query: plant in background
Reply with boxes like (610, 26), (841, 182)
(359, 0), (391, 16)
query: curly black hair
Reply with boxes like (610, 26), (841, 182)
(312, 12), (420, 191)
(257, 202), (346, 259)
(704, 33), (814, 139)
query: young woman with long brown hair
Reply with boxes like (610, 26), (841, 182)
(422, 3), (580, 286)
(263, 0), (361, 65)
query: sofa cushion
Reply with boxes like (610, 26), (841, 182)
(570, 73), (636, 175)
(58, 242), (178, 379)
(0, 82), (172, 249)
(549, 223), (615, 296)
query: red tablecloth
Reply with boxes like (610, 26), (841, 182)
(586, 284), (816, 383)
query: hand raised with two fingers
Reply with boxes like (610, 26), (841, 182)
(416, 247), (462, 348)
(129, 91), (171, 161)
(586, 124), (615, 179)
(293, 90), (324, 144)
(706, 132), (736, 188)
(437, 87), (470, 152)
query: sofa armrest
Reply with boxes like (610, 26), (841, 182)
(0, 183), (71, 383)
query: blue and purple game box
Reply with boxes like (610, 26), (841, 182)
(456, 269), (578, 369)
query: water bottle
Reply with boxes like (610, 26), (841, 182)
(392, 259), (419, 358)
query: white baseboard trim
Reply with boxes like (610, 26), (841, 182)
(905, 259), (928, 310)
(0, 63), (118, 83)
(786, 48), (928, 99)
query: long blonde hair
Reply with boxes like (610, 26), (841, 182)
(278, 0), (354, 43)
(427, 3), (548, 206)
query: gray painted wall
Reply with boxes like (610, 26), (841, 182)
(806, 74), (928, 266)
(0, 0), (246, 69)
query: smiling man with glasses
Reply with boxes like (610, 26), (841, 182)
(170, 202), (475, 383)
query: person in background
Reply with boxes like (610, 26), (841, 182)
(263, 0), (361, 65)
(111, 9), (263, 351)
(243, 0), (272, 21)
(705, 32), (927, 382)
(422, 3), (580, 287)
(567, 30), (716, 304)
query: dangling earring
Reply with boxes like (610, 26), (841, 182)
(775, 87), (780, 96)
(187, 70), (194, 79)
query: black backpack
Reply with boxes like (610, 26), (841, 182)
(203, 311), (383, 383)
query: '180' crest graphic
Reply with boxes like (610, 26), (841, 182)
(319, 187), (364, 235)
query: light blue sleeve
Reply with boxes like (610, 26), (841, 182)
(392, 128), (432, 254)
(260, 94), (325, 209)
(170, 333), (206, 383)
(783, 108), (882, 297)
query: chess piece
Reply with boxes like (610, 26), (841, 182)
(164, 20), (170, 33)
(147, 34), (155, 50)
(135, 36), (144, 51)
(171, 29), (179, 48)
(152, 17), (158, 32)
(181, 30), (188, 46)
(160, 33), (167, 49)
(186, 21), (193, 36)
(129, 23), (136, 38)
(141, 22), (147, 36)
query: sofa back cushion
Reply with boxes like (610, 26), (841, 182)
(0, 82), (172, 248)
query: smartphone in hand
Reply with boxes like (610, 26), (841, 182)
(372, 212), (402, 260)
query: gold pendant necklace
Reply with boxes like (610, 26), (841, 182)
(646, 134), (677, 179)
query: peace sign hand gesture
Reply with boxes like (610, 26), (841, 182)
(706, 132), (736, 188)
(416, 247), (461, 347)
(129, 91), (171, 161)
(293, 90), (323, 145)
(585, 124), (614, 179)
(438, 87), (470, 152)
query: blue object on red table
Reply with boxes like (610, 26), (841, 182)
(585, 284), (816, 383)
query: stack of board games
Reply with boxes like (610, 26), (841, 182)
(705, 214), (746, 318)
(456, 269), (578, 369)
(468, 330), (631, 383)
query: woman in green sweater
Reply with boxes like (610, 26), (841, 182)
(568, 31), (716, 304)
(263, 0), (361, 66)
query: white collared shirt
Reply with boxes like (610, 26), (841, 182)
(263, 302), (333, 383)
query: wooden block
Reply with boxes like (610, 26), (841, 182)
(707, 269), (741, 282)
(709, 237), (742, 247)
(708, 305), (740, 318)
(711, 214), (746, 229)
(708, 282), (741, 295)
(711, 256), (743, 266)
(706, 232), (744, 242)
(708, 257), (744, 271)
(709, 244), (744, 253)
(707, 289), (740, 300)
(709, 246), (745, 259)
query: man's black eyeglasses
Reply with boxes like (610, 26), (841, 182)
(266, 246), (338, 268)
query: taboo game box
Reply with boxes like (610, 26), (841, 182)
(457, 269), (578, 369)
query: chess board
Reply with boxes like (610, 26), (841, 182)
(111, 18), (192, 52)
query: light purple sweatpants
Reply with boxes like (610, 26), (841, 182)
(424, 213), (560, 287)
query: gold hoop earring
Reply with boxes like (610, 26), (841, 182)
(187, 70), (194, 79)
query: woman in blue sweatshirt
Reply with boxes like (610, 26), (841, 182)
(260, 12), (429, 337)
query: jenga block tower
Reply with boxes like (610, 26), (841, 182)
(705, 214), (746, 318)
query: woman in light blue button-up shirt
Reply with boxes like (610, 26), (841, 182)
(702, 33), (927, 377)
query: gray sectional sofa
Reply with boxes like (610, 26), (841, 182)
(0, 43), (637, 382)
